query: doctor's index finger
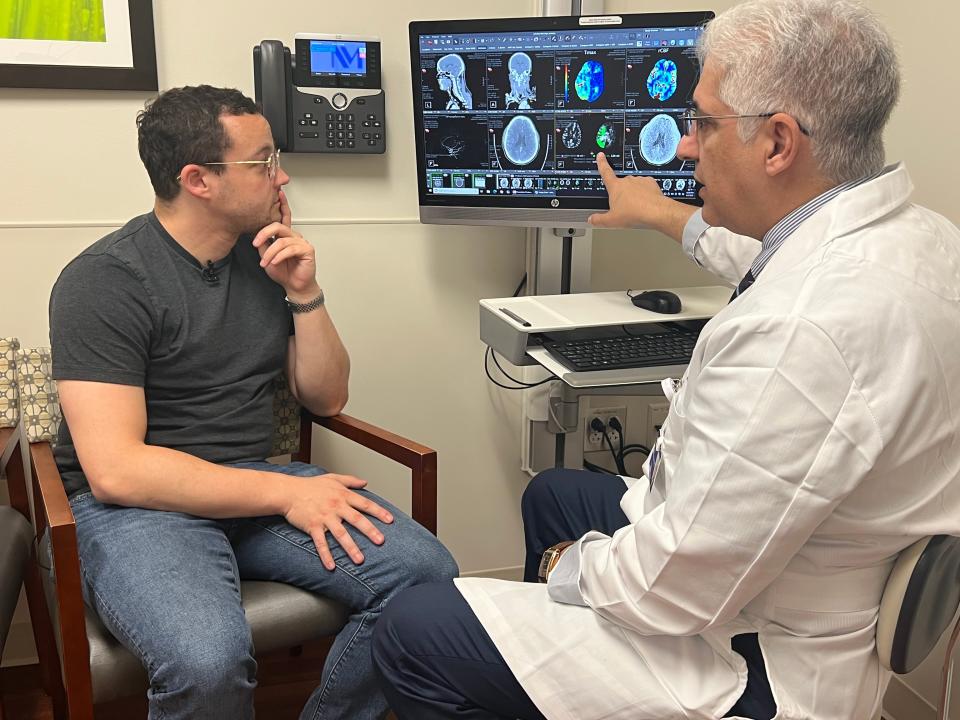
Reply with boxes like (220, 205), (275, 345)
(595, 152), (619, 188)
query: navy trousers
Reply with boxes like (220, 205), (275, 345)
(373, 468), (776, 719)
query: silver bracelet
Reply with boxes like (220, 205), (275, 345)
(285, 290), (325, 314)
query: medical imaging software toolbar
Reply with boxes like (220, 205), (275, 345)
(417, 24), (704, 202)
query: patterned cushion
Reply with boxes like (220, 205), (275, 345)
(17, 347), (61, 444)
(271, 374), (302, 457)
(14, 345), (299, 455)
(0, 337), (20, 428)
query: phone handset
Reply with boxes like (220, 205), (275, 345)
(253, 40), (291, 151)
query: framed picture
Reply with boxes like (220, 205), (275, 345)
(0, 0), (157, 90)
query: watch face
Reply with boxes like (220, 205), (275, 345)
(537, 550), (554, 582)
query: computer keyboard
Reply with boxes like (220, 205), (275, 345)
(540, 323), (701, 372)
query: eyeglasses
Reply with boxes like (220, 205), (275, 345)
(190, 149), (282, 180)
(680, 109), (811, 137)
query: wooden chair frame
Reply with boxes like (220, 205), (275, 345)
(1, 410), (437, 720)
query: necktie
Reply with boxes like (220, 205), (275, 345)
(729, 268), (756, 303)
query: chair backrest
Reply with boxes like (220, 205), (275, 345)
(0, 337), (20, 429)
(13, 343), (300, 457)
(16, 346), (60, 445)
(271, 373), (301, 457)
(877, 535), (960, 674)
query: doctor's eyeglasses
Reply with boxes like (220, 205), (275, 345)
(680, 109), (811, 137)
(188, 149), (282, 180)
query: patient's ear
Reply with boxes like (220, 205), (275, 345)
(176, 165), (214, 199)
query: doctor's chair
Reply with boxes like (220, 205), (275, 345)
(877, 534), (960, 720)
(0, 337), (437, 720)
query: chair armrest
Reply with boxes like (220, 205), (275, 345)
(299, 412), (438, 535)
(28, 441), (94, 712)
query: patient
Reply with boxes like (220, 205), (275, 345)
(49, 85), (457, 720)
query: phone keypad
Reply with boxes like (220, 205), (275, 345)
(296, 93), (384, 153)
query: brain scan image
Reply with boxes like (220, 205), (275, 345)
(647, 59), (678, 102)
(596, 122), (616, 149)
(437, 53), (473, 110)
(505, 52), (536, 109)
(575, 60), (604, 103)
(639, 113), (682, 166)
(440, 135), (467, 160)
(561, 121), (582, 149)
(502, 115), (540, 166)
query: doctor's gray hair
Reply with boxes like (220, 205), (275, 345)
(699, 0), (900, 183)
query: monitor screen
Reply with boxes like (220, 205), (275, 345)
(409, 12), (714, 228)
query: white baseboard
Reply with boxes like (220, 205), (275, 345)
(460, 565), (524, 582)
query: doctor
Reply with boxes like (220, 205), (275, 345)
(373, 0), (960, 718)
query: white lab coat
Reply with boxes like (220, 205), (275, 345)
(456, 164), (960, 720)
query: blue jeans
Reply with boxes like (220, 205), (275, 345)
(70, 461), (459, 720)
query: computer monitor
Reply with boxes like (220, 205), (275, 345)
(408, 11), (714, 228)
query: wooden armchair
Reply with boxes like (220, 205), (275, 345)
(0, 337), (35, 720)
(0, 343), (437, 720)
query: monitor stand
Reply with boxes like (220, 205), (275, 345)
(552, 227), (584, 467)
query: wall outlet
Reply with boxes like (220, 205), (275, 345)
(646, 402), (669, 449)
(583, 406), (626, 452)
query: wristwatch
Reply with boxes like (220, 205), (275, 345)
(285, 289), (325, 314)
(537, 540), (575, 583)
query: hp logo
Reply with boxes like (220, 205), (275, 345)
(550, 198), (560, 208)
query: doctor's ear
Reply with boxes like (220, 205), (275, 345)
(176, 164), (215, 199)
(763, 113), (806, 178)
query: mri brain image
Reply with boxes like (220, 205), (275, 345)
(436, 53), (473, 110)
(595, 122), (616, 149)
(505, 52), (536, 109)
(561, 121), (582, 149)
(502, 115), (540, 166)
(646, 59), (678, 102)
(575, 60), (604, 103)
(639, 113), (682, 166)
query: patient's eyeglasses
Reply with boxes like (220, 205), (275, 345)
(680, 109), (811, 137)
(179, 149), (282, 181)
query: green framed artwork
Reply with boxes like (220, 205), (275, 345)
(0, 0), (156, 90)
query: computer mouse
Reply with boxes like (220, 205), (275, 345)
(631, 290), (682, 314)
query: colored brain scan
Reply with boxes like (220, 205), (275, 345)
(639, 113), (682, 166)
(561, 121), (582, 149)
(596, 123), (615, 149)
(575, 60), (604, 103)
(503, 115), (540, 165)
(646, 59), (678, 102)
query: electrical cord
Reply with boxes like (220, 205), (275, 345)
(484, 272), (557, 391)
(608, 416), (626, 458)
(602, 427), (628, 475)
(512, 273), (527, 298)
(583, 458), (616, 474)
(484, 347), (556, 390)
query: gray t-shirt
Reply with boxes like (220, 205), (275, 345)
(50, 212), (291, 498)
